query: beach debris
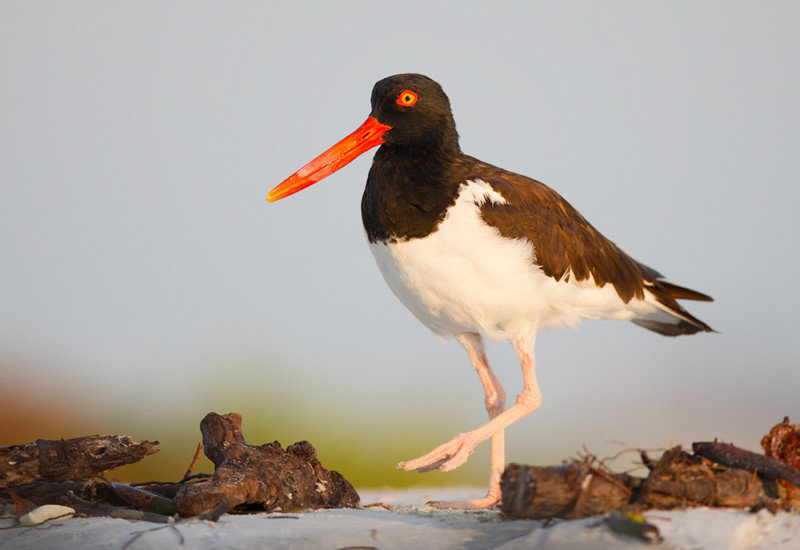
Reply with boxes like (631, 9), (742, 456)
(7, 489), (36, 516)
(4, 413), (797, 526)
(502, 441), (800, 519)
(173, 412), (360, 516)
(500, 458), (635, 519)
(110, 483), (177, 516)
(1, 435), (158, 487)
(604, 511), (662, 543)
(761, 417), (800, 472)
(18, 504), (75, 526)
(692, 440), (800, 487)
(636, 445), (797, 509)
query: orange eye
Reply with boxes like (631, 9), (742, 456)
(396, 90), (418, 107)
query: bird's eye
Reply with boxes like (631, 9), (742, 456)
(396, 90), (418, 108)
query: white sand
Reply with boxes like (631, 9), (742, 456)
(2, 488), (799, 550)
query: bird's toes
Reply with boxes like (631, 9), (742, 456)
(399, 443), (459, 472)
(439, 445), (473, 472)
(415, 457), (450, 473)
(398, 433), (476, 473)
(398, 451), (450, 472)
(397, 458), (426, 471)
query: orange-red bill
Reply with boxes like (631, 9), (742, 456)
(267, 117), (391, 203)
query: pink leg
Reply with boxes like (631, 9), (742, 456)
(427, 333), (506, 509)
(399, 337), (542, 507)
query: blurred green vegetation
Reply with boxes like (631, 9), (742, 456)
(113, 406), (486, 488)
(0, 353), (487, 489)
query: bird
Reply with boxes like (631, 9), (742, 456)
(267, 73), (714, 509)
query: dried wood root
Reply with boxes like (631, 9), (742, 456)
(0, 436), (158, 488)
(173, 412), (359, 516)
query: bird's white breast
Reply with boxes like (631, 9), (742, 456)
(368, 180), (651, 343)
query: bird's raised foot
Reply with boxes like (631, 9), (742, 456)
(427, 493), (501, 510)
(398, 432), (477, 473)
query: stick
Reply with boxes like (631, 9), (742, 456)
(182, 444), (203, 481)
(1, 436), (158, 487)
(692, 441), (800, 487)
(500, 460), (633, 519)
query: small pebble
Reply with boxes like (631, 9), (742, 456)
(19, 505), (75, 526)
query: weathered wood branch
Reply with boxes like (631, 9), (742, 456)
(4, 480), (121, 507)
(500, 460), (637, 519)
(0, 435), (158, 488)
(173, 412), (360, 516)
(638, 446), (799, 509)
(502, 444), (800, 519)
(1, 414), (363, 522)
(692, 441), (800, 487)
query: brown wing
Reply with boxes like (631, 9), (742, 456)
(477, 170), (656, 303)
(459, 156), (714, 335)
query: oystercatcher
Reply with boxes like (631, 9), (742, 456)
(267, 73), (713, 509)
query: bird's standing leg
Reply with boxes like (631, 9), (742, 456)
(425, 332), (506, 510)
(399, 336), (541, 505)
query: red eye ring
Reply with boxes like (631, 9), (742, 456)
(396, 90), (418, 107)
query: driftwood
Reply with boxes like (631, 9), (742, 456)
(110, 483), (177, 515)
(0, 435), (158, 488)
(500, 460), (636, 519)
(4, 480), (122, 507)
(639, 446), (799, 509)
(63, 491), (173, 524)
(2, 479), (206, 523)
(173, 412), (360, 516)
(133, 475), (212, 499)
(1, 412), (360, 522)
(692, 441), (800, 487)
(7, 413), (795, 524)
(502, 442), (800, 519)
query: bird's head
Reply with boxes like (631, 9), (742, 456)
(368, 73), (458, 149)
(267, 73), (457, 203)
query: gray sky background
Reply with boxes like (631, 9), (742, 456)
(2, 2), (798, 476)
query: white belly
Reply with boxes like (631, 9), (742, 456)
(368, 180), (652, 342)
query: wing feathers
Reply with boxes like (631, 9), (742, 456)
(658, 281), (714, 302)
(456, 155), (714, 336)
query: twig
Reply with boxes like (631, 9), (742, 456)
(65, 491), (171, 524)
(64, 490), (98, 509)
(601, 445), (667, 465)
(590, 467), (634, 496)
(133, 473), (212, 487)
(178, 473), (212, 483)
(121, 523), (184, 550)
(182, 444), (203, 480)
(568, 471), (594, 519)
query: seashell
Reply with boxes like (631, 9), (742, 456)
(19, 504), (75, 526)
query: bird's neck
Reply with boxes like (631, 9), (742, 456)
(361, 144), (465, 243)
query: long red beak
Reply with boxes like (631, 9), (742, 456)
(267, 117), (391, 203)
